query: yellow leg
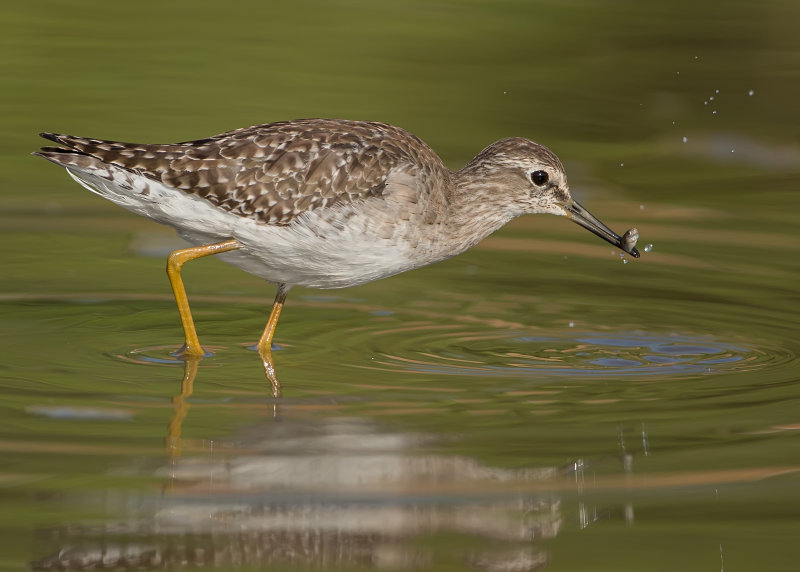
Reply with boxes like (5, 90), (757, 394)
(256, 283), (290, 354)
(256, 284), (289, 399)
(166, 239), (242, 357)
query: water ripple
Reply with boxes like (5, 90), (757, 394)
(357, 330), (780, 379)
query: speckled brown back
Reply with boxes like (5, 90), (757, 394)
(38, 119), (447, 226)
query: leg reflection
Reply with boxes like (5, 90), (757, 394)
(259, 346), (282, 422)
(166, 356), (200, 459)
(166, 350), (282, 460)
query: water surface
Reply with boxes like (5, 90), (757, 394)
(2, 1), (800, 570)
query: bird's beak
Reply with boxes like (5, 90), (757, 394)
(564, 199), (640, 258)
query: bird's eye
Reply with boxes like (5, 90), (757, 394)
(530, 170), (549, 186)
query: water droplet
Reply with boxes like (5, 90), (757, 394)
(676, 71), (681, 75)
(671, 120), (676, 125)
(682, 136), (688, 143)
(715, 89), (720, 94)
(748, 89), (755, 96)
(709, 96), (715, 101)
(620, 162), (624, 167)
(704, 100), (708, 105)
(731, 148), (735, 153)
(622, 259), (629, 265)
(712, 110), (717, 115)
(644, 244), (653, 253)
(693, 55), (699, 60)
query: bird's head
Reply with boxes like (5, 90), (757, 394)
(459, 138), (640, 257)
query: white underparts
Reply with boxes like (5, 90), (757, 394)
(67, 165), (448, 289)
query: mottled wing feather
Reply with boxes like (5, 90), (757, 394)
(39, 120), (440, 226)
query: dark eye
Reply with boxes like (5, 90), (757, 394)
(530, 170), (549, 186)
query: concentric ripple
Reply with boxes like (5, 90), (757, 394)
(114, 305), (786, 382)
(97, 289), (793, 383)
(355, 328), (780, 379)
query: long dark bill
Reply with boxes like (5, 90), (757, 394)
(565, 200), (640, 258)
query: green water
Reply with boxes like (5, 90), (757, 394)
(2, 1), (800, 570)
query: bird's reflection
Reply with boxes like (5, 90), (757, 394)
(257, 345), (282, 399)
(32, 358), (560, 571)
(167, 347), (280, 458)
(165, 357), (199, 459)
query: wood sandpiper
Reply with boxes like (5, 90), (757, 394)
(35, 119), (640, 359)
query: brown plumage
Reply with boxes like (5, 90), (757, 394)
(37, 119), (446, 226)
(35, 119), (638, 358)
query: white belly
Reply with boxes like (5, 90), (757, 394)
(68, 166), (440, 289)
(192, 210), (425, 289)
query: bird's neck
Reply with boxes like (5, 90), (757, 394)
(443, 166), (519, 254)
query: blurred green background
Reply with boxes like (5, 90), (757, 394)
(2, 1), (800, 571)
(6, 0), (799, 202)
